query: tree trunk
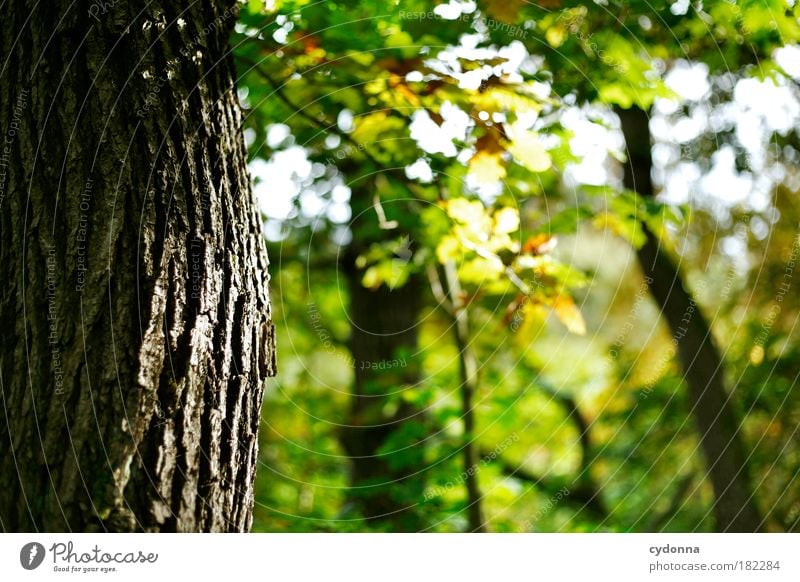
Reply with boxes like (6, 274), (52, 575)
(616, 105), (761, 531)
(0, 0), (275, 532)
(340, 252), (425, 531)
(442, 262), (485, 532)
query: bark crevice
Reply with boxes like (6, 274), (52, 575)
(0, 0), (275, 532)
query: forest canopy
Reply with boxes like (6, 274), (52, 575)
(232, 0), (800, 532)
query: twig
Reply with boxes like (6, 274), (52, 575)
(488, 453), (607, 518)
(238, 57), (385, 164)
(426, 264), (454, 316)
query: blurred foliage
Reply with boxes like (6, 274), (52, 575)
(232, 0), (800, 532)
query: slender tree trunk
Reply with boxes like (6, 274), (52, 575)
(0, 0), (275, 532)
(340, 251), (425, 531)
(442, 262), (485, 532)
(617, 105), (761, 531)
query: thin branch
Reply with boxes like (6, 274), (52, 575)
(536, 381), (593, 473)
(484, 373), (608, 519)
(426, 264), (454, 316)
(373, 194), (399, 229)
(238, 56), (388, 168)
(488, 452), (607, 518)
(239, 57), (437, 226)
(459, 238), (530, 294)
(442, 260), (486, 532)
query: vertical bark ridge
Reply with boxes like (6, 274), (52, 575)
(0, 0), (275, 532)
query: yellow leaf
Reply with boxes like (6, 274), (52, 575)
(513, 303), (549, 345)
(362, 260), (410, 290)
(436, 235), (461, 264)
(508, 123), (551, 173)
(750, 345), (765, 366)
(545, 25), (567, 48)
(362, 266), (381, 290)
(352, 111), (404, 145)
(384, 259), (411, 289)
(445, 198), (486, 225)
(458, 256), (505, 284)
(552, 295), (586, 335)
(385, 29), (414, 50)
(474, 88), (543, 116)
(469, 151), (506, 185)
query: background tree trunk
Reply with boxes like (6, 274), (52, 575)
(340, 255), (426, 531)
(616, 105), (761, 531)
(0, 0), (275, 532)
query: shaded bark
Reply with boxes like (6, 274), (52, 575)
(616, 105), (761, 531)
(340, 253), (425, 530)
(0, 1), (275, 532)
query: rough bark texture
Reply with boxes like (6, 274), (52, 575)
(617, 105), (761, 532)
(0, 0), (275, 532)
(340, 252), (425, 531)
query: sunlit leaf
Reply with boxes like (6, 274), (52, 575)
(551, 295), (586, 336)
(494, 207), (520, 235)
(458, 256), (505, 283)
(507, 123), (551, 173)
(436, 235), (461, 264)
(545, 26), (567, 48)
(445, 198), (488, 226)
(469, 151), (507, 185)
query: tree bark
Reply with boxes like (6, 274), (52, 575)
(616, 105), (761, 531)
(0, 0), (275, 532)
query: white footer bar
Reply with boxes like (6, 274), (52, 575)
(1, 533), (797, 581)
